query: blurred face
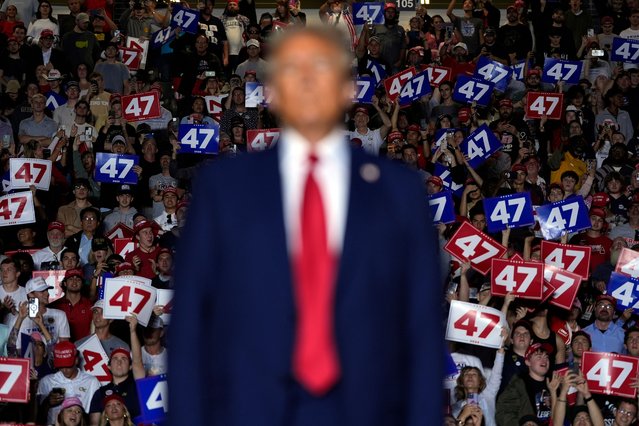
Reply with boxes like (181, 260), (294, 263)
(402, 147), (417, 165)
(462, 368), (481, 391)
(48, 229), (65, 249)
(109, 353), (130, 378)
(105, 399), (125, 420)
(525, 350), (550, 377)
(31, 96), (46, 113)
(81, 212), (98, 232)
(157, 253), (172, 273)
(62, 405), (83, 426)
(117, 193), (133, 208)
(17, 228), (35, 245)
(65, 276), (83, 293)
(267, 33), (352, 140)
(626, 331), (639, 356)
(31, 289), (49, 305)
(571, 335), (590, 357)
(92, 307), (109, 328)
(607, 178), (622, 194)
(615, 402), (637, 426)
(163, 192), (178, 209)
(590, 214), (605, 232)
(471, 214), (486, 230)
(39, 2), (51, 16)
(1, 263), (19, 284)
(561, 176), (577, 193)
(137, 228), (154, 248)
(573, 412), (592, 426)
(595, 300), (614, 321)
(569, 122), (582, 136)
(354, 111), (369, 128)
(512, 326), (531, 352)
(62, 252), (78, 270)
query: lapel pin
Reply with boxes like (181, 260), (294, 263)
(360, 163), (380, 183)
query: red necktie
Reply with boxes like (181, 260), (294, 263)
(292, 154), (340, 395)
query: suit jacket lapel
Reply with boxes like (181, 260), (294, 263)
(335, 148), (378, 303)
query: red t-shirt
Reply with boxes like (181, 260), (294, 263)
(569, 233), (612, 272)
(126, 246), (161, 279)
(50, 296), (93, 341)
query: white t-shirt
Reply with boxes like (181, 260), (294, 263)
(0, 285), (27, 325)
(142, 346), (168, 376)
(223, 17), (244, 55)
(32, 246), (66, 270)
(12, 307), (70, 350)
(37, 370), (101, 425)
(347, 128), (384, 156)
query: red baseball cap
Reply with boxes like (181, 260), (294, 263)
(596, 294), (617, 307)
(387, 130), (404, 143)
(40, 29), (54, 38)
(64, 268), (83, 280)
(48, 221), (65, 233)
(591, 192), (610, 207)
(116, 262), (134, 275)
(458, 107), (471, 123)
(353, 106), (369, 117)
(427, 176), (443, 187)
(102, 393), (126, 408)
(511, 164), (527, 173)
(499, 99), (513, 108)
(53, 341), (77, 369)
(590, 207), (606, 219)
(524, 342), (553, 360)
(407, 124), (421, 133)
(384, 2), (397, 9)
(110, 347), (131, 360)
(133, 219), (153, 235)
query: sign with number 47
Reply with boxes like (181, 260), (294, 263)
(121, 92), (161, 122)
(581, 351), (639, 398)
(446, 301), (505, 349)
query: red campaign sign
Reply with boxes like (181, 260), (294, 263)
(615, 247), (639, 278)
(77, 334), (112, 385)
(444, 222), (507, 275)
(383, 67), (416, 102)
(0, 357), (30, 403)
(490, 258), (544, 299)
(555, 367), (579, 404)
(541, 240), (591, 280)
(114, 237), (135, 258)
(121, 91), (161, 122)
(119, 47), (142, 70)
(32, 270), (65, 304)
(105, 223), (134, 241)
(581, 351), (639, 398)
(525, 92), (564, 120)
(543, 264), (582, 310)
(247, 128), (280, 152)
(421, 65), (453, 88)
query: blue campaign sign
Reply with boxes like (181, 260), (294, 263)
(170, 5), (200, 34)
(177, 123), (219, 154)
(136, 374), (168, 423)
(459, 124), (501, 169)
(434, 163), (464, 196)
(94, 153), (139, 185)
(352, 2), (384, 25)
(511, 61), (526, 81)
(353, 77), (375, 104)
(484, 192), (535, 232)
(541, 58), (583, 84)
(611, 37), (639, 63)
(452, 75), (494, 106)
(245, 81), (269, 107)
(398, 70), (432, 106)
(366, 59), (387, 84)
(428, 191), (455, 224)
(45, 91), (66, 111)
(608, 272), (639, 312)
(474, 56), (513, 92)
(151, 27), (174, 49)
(536, 196), (591, 240)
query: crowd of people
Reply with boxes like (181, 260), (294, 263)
(4, 0), (639, 424)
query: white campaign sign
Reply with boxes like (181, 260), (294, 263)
(76, 334), (112, 385)
(9, 158), (52, 190)
(0, 191), (36, 227)
(445, 300), (505, 349)
(103, 277), (156, 326)
(155, 289), (173, 325)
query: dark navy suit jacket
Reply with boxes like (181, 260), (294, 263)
(169, 143), (443, 426)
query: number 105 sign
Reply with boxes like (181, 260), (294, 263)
(446, 301), (505, 349)
(581, 351), (639, 398)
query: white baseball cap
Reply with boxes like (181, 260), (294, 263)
(25, 277), (52, 294)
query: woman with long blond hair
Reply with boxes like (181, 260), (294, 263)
(98, 395), (134, 426)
